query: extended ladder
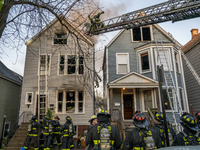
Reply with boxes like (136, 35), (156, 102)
(155, 39), (183, 132)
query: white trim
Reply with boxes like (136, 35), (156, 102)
(141, 89), (154, 112)
(106, 30), (125, 48)
(131, 25), (153, 42)
(179, 87), (185, 112)
(174, 50), (181, 74)
(38, 54), (51, 76)
(150, 46), (156, 80)
(34, 91), (49, 115)
(137, 49), (152, 74)
(25, 92), (34, 105)
(3, 122), (10, 139)
(106, 47), (109, 84)
(116, 53), (130, 74)
(107, 88), (110, 113)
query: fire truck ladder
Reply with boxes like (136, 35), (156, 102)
(155, 39), (183, 132)
(89, 0), (200, 35)
(38, 47), (48, 121)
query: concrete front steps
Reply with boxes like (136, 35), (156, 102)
(5, 122), (35, 150)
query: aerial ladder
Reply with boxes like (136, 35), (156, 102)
(85, 0), (200, 131)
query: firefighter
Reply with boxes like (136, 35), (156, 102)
(61, 116), (75, 150)
(123, 113), (162, 150)
(88, 11), (105, 31)
(42, 115), (51, 150)
(151, 112), (176, 147)
(85, 110), (121, 150)
(22, 115), (43, 150)
(195, 111), (200, 126)
(46, 116), (62, 149)
(172, 113), (200, 146)
(88, 115), (97, 129)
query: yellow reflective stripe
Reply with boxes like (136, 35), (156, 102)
(28, 134), (37, 136)
(133, 147), (143, 150)
(34, 148), (39, 150)
(32, 128), (37, 130)
(53, 132), (61, 134)
(109, 140), (114, 145)
(24, 147), (28, 149)
(63, 134), (69, 137)
(43, 133), (49, 135)
(45, 127), (48, 129)
(93, 140), (100, 145)
(64, 129), (68, 131)
(70, 145), (74, 147)
(58, 143), (62, 145)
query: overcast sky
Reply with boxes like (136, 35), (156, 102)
(1, 0), (200, 76)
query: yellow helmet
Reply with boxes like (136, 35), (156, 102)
(88, 115), (97, 123)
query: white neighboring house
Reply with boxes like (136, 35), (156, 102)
(19, 16), (94, 136)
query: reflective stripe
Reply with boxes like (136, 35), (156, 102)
(70, 145), (74, 147)
(34, 148), (39, 150)
(58, 143), (62, 145)
(45, 127), (48, 129)
(43, 133), (49, 135)
(64, 129), (68, 131)
(32, 128), (37, 130)
(63, 134), (69, 137)
(133, 147), (143, 150)
(28, 134), (37, 136)
(182, 136), (200, 145)
(24, 147), (28, 149)
(53, 132), (61, 134)
(93, 140), (114, 145)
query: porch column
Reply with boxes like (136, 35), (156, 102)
(110, 88), (113, 121)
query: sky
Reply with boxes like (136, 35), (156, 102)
(1, 0), (200, 77)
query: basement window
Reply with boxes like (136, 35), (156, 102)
(54, 33), (67, 44)
(132, 26), (152, 41)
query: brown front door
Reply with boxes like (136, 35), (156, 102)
(123, 94), (133, 119)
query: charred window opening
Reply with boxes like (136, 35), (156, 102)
(26, 92), (33, 104)
(59, 55), (65, 74)
(78, 91), (83, 112)
(141, 52), (150, 71)
(66, 91), (75, 112)
(79, 56), (84, 74)
(67, 56), (76, 74)
(132, 27), (151, 41)
(54, 33), (67, 44)
(58, 92), (63, 112)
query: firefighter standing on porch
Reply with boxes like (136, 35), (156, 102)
(22, 115), (43, 150)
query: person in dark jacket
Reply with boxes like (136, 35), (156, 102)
(151, 112), (176, 147)
(123, 113), (162, 150)
(195, 111), (200, 127)
(86, 110), (121, 150)
(172, 113), (200, 146)
(46, 116), (61, 150)
(61, 116), (75, 150)
(22, 115), (43, 150)
(88, 115), (97, 130)
(42, 115), (51, 150)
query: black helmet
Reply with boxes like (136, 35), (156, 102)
(66, 116), (72, 121)
(97, 110), (111, 118)
(32, 115), (37, 121)
(133, 113), (149, 128)
(54, 116), (60, 120)
(155, 112), (168, 123)
(195, 112), (200, 120)
(46, 115), (51, 120)
(180, 113), (199, 131)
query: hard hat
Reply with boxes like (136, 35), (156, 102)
(195, 111), (200, 120)
(133, 113), (149, 128)
(21, 147), (25, 150)
(66, 116), (72, 121)
(97, 110), (111, 118)
(88, 115), (97, 123)
(154, 112), (168, 123)
(31, 115), (37, 121)
(180, 113), (199, 131)
(54, 116), (60, 120)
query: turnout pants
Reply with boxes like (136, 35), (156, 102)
(24, 135), (39, 150)
(46, 133), (61, 149)
(43, 134), (49, 149)
(62, 136), (72, 150)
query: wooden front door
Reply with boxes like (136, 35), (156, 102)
(123, 94), (133, 119)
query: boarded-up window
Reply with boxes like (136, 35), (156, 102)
(67, 56), (76, 74)
(116, 54), (129, 74)
(58, 92), (63, 112)
(59, 55), (65, 74)
(141, 52), (150, 72)
(79, 56), (84, 74)
(54, 33), (67, 44)
(132, 27), (151, 41)
(155, 49), (171, 71)
(66, 91), (75, 112)
(143, 90), (152, 111)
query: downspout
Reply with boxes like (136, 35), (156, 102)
(93, 44), (96, 114)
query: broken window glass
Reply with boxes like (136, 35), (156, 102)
(133, 27), (151, 41)
(79, 56), (84, 74)
(59, 55), (65, 74)
(141, 52), (150, 71)
(142, 27), (151, 41)
(66, 91), (75, 112)
(78, 91), (83, 112)
(54, 33), (67, 44)
(133, 28), (141, 41)
(67, 56), (76, 74)
(58, 92), (63, 112)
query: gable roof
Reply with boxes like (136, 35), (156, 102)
(181, 33), (200, 53)
(25, 16), (93, 46)
(108, 71), (158, 88)
(0, 61), (23, 85)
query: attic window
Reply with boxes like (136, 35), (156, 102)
(54, 33), (67, 44)
(132, 26), (151, 41)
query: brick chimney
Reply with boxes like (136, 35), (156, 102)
(191, 29), (199, 39)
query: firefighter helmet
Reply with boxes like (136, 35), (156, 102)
(195, 112), (200, 120)
(97, 110), (111, 118)
(154, 112), (168, 123)
(45, 115), (51, 120)
(54, 116), (60, 120)
(31, 115), (37, 121)
(88, 115), (97, 123)
(180, 113), (199, 131)
(133, 113), (149, 128)
(66, 116), (72, 121)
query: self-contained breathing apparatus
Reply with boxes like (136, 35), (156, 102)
(181, 131), (200, 145)
(28, 123), (32, 132)
(49, 124), (53, 133)
(158, 125), (173, 146)
(139, 128), (155, 150)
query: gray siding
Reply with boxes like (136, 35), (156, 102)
(142, 72), (153, 79)
(183, 44), (200, 113)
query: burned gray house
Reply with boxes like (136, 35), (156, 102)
(19, 17), (94, 136)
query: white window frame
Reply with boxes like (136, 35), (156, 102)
(174, 51), (181, 73)
(138, 49), (151, 74)
(141, 89), (154, 112)
(179, 87), (185, 112)
(3, 122), (10, 139)
(131, 25), (153, 42)
(25, 92), (34, 104)
(53, 33), (68, 45)
(34, 92), (49, 115)
(57, 55), (84, 75)
(38, 54), (51, 76)
(56, 90), (85, 114)
(154, 48), (173, 71)
(116, 53), (130, 74)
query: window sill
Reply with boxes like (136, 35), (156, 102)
(116, 73), (128, 75)
(57, 74), (84, 76)
(140, 70), (151, 74)
(73, 112), (85, 115)
(25, 103), (33, 105)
